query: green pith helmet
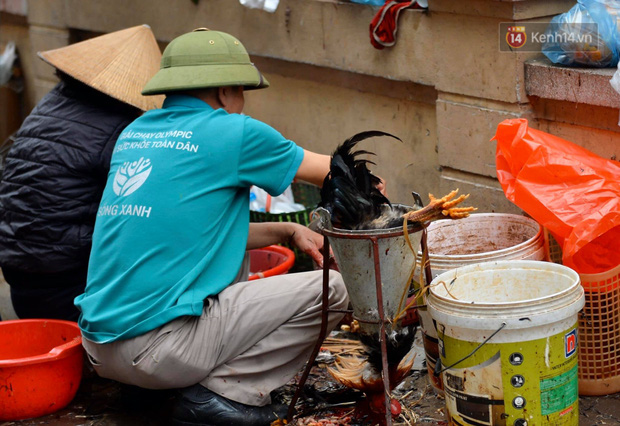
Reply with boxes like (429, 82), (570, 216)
(142, 28), (269, 95)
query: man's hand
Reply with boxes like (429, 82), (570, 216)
(287, 223), (334, 268)
(376, 176), (388, 198)
(247, 222), (334, 268)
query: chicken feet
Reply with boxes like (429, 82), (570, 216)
(402, 189), (476, 224)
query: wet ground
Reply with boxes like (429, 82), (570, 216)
(2, 331), (619, 426)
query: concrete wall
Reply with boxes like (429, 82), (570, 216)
(4, 0), (620, 213)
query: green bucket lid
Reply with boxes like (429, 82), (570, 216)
(142, 28), (269, 95)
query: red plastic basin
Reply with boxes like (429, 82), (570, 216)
(249, 245), (296, 280)
(0, 319), (84, 421)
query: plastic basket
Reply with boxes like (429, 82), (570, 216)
(249, 182), (321, 273)
(547, 231), (564, 264)
(543, 228), (620, 395)
(577, 263), (620, 395)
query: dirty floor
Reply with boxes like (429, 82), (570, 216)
(1, 331), (619, 426)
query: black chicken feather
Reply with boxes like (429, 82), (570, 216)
(319, 130), (402, 230)
(359, 324), (418, 375)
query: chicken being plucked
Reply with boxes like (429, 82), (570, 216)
(318, 130), (475, 230)
(319, 131), (476, 414)
(318, 130), (397, 230)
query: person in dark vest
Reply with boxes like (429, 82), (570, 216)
(0, 25), (164, 321)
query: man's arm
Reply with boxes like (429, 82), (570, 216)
(247, 222), (329, 267)
(295, 150), (331, 187)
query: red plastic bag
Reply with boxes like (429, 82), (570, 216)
(493, 118), (620, 274)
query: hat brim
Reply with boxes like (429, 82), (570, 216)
(38, 25), (164, 111)
(142, 63), (269, 95)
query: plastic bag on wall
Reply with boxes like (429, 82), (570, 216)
(0, 42), (17, 86)
(350, 0), (385, 5)
(612, 59), (620, 92)
(611, 59), (620, 125)
(542, 0), (620, 67)
(493, 118), (620, 274)
(239, 0), (279, 13)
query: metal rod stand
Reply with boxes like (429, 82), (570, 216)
(370, 236), (394, 426)
(287, 234), (334, 422)
(287, 229), (431, 426)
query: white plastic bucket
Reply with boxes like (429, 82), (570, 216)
(415, 213), (548, 393)
(416, 213), (547, 277)
(427, 260), (584, 426)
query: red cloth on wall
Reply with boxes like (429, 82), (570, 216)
(370, 1), (425, 49)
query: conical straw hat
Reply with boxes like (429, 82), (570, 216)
(38, 25), (164, 111)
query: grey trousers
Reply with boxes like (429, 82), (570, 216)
(81, 268), (348, 406)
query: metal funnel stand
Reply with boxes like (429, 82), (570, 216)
(287, 208), (430, 426)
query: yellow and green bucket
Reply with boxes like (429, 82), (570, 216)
(427, 260), (585, 426)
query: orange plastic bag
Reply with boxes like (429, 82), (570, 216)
(493, 118), (620, 274)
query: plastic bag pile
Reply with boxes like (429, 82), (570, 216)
(239, 0), (279, 13)
(493, 118), (620, 274)
(0, 42), (17, 86)
(249, 185), (306, 214)
(543, 0), (620, 67)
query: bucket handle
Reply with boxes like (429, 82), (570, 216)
(435, 321), (507, 375)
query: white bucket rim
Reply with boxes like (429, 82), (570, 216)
(428, 260), (580, 308)
(417, 213), (542, 260)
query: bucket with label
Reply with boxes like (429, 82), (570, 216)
(427, 260), (584, 426)
(413, 213), (548, 393)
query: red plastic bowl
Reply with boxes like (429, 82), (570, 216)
(0, 319), (84, 421)
(249, 245), (296, 280)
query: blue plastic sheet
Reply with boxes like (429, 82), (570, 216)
(543, 0), (620, 67)
(349, 0), (385, 6)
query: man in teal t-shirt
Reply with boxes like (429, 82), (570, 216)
(75, 29), (349, 426)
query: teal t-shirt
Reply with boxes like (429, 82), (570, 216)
(75, 95), (304, 343)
